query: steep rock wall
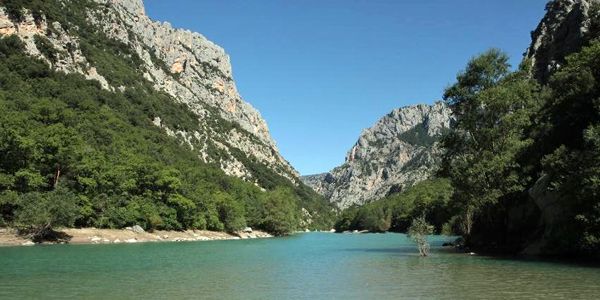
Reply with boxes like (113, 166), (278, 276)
(303, 102), (451, 209)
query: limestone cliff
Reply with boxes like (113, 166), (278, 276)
(303, 102), (451, 209)
(0, 0), (298, 185)
(526, 0), (600, 82)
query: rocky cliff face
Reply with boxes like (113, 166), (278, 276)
(303, 102), (451, 209)
(526, 0), (600, 82)
(0, 0), (298, 185)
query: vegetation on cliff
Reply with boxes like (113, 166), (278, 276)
(333, 179), (453, 233)
(0, 0), (334, 239)
(441, 39), (600, 257)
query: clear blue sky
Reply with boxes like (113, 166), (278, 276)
(145, 0), (548, 175)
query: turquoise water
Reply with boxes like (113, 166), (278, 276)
(1, 233), (599, 299)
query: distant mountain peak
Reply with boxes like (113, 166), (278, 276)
(302, 101), (451, 209)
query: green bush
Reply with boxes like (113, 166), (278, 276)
(215, 192), (246, 233)
(408, 215), (434, 256)
(33, 35), (59, 63)
(13, 188), (80, 240)
(259, 188), (300, 236)
(439, 40), (600, 257)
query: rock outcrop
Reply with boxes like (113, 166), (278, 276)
(525, 0), (600, 82)
(0, 0), (298, 185)
(303, 102), (451, 209)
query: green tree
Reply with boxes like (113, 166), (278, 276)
(260, 187), (300, 236)
(13, 187), (80, 241)
(441, 49), (542, 236)
(355, 205), (391, 232)
(334, 205), (360, 232)
(215, 192), (246, 233)
(408, 215), (434, 257)
(533, 41), (600, 255)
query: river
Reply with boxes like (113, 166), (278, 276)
(1, 232), (599, 299)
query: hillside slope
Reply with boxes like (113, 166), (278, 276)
(0, 0), (333, 237)
(0, 0), (298, 184)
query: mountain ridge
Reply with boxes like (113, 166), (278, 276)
(302, 101), (451, 209)
(0, 0), (299, 185)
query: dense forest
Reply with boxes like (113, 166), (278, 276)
(333, 179), (453, 234)
(441, 42), (600, 257)
(334, 2), (600, 259)
(0, 0), (334, 240)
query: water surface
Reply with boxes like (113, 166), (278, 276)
(1, 233), (599, 299)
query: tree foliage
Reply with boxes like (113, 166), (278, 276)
(440, 42), (600, 257)
(333, 179), (453, 233)
(408, 215), (434, 257)
(441, 49), (543, 237)
(258, 187), (301, 236)
(7, 188), (80, 241)
(531, 41), (600, 254)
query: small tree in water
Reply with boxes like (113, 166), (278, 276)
(408, 215), (434, 256)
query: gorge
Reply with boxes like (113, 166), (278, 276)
(1, 0), (600, 298)
(0, 0), (598, 285)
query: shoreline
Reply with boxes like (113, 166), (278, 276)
(0, 227), (272, 247)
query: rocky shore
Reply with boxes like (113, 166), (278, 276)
(0, 227), (272, 246)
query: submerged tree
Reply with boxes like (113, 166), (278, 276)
(408, 215), (434, 256)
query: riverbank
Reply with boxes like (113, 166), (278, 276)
(0, 227), (272, 246)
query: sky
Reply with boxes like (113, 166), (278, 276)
(144, 0), (549, 175)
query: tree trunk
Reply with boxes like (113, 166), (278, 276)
(53, 165), (61, 189)
(463, 207), (473, 235)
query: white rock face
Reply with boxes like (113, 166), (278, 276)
(131, 225), (145, 234)
(0, 0), (299, 184)
(90, 0), (275, 144)
(525, 0), (600, 82)
(303, 102), (452, 209)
